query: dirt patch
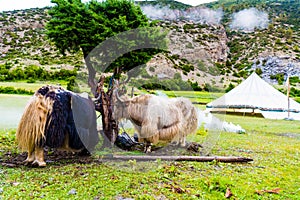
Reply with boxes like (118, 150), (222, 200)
(0, 142), (202, 168)
(277, 133), (300, 140)
(0, 149), (101, 168)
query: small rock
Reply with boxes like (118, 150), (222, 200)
(12, 182), (20, 186)
(115, 196), (134, 200)
(0, 188), (3, 194)
(68, 188), (77, 195)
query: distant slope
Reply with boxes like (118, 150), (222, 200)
(207, 0), (300, 29)
(137, 0), (191, 9)
(0, 0), (299, 92)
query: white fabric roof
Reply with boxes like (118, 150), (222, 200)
(207, 72), (300, 120)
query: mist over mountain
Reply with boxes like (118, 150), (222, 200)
(229, 8), (269, 32)
(141, 5), (223, 25)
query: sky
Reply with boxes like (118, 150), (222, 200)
(0, 0), (217, 12)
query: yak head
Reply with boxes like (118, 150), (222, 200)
(113, 90), (131, 120)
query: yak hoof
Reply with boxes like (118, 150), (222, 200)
(32, 160), (46, 167)
(22, 160), (32, 166)
(180, 143), (186, 148)
(78, 149), (91, 156)
(144, 145), (152, 153)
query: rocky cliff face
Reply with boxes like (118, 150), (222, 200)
(0, 8), (81, 70)
(253, 56), (300, 84)
(146, 20), (229, 87)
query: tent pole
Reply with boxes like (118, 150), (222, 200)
(287, 76), (290, 118)
(288, 97), (290, 118)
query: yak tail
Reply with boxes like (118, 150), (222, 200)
(16, 94), (53, 152)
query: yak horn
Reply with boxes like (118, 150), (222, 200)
(114, 89), (130, 103)
(115, 89), (124, 103)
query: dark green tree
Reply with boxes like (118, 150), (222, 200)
(46, 0), (167, 146)
(46, 0), (167, 93)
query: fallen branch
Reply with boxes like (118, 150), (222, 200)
(102, 155), (253, 163)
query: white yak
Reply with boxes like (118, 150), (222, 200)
(114, 93), (198, 152)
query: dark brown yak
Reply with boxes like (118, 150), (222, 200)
(16, 85), (99, 167)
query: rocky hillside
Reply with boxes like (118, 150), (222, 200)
(0, 8), (83, 70)
(0, 0), (300, 91)
(145, 20), (229, 89)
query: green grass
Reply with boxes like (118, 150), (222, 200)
(215, 114), (300, 134)
(159, 90), (223, 104)
(1, 115), (299, 199)
(0, 81), (68, 92)
(294, 97), (300, 103)
(0, 91), (299, 199)
(0, 94), (31, 130)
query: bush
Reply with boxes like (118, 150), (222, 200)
(290, 87), (300, 97)
(255, 68), (263, 75)
(270, 73), (284, 85)
(67, 76), (80, 92)
(189, 81), (202, 91)
(0, 86), (34, 95)
(173, 73), (181, 80)
(197, 61), (207, 72)
(0, 65), (77, 82)
(149, 66), (155, 72)
(225, 83), (235, 92)
(130, 76), (193, 91)
(26, 78), (36, 83)
(289, 76), (300, 84)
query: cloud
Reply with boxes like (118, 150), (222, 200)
(229, 8), (269, 32)
(140, 5), (181, 21)
(141, 5), (223, 25)
(173, 0), (217, 6)
(185, 7), (223, 24)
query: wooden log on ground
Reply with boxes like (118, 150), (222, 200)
(103, 155), (253, 163)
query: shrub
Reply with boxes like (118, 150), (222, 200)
(0, 86), (34, 95)
(67, 76), (80, 92)
(255, 68), (263, 75)
(173, 73), (181, 80)
(26, 78), (36, 83)
(289, 76), (300, 84)
(270, 73), (284, 85)
(149, 66), (155, 72)
(225, 83), (235, 92)
(197, 61), (207, 72)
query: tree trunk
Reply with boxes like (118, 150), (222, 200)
(95, 75), (119, 148)
(102, 155), (253, 163)
(83, 51), (97, 96)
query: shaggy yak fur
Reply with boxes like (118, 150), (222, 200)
(16, 85), (99, 167)
(114, 94), (198, 152)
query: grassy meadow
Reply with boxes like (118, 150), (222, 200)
(0, 94), (31, 130)
(0, 90), (299, 199)
(0, 81), (69, 92)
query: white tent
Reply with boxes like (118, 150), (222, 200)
(206, 72), (300, 120)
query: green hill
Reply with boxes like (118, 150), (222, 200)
(0, 0), (299, 93)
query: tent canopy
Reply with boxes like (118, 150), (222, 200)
(206, 72), (300, 120)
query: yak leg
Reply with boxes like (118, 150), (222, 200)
(23, 149), (35, 164)
(144, 142), (152, 153)
(139, 123), (160, 153)
(32, 146), (46, 167)
(179, 136), (186, 147)
(138, 138), (152, 153)
(140, 135), (159, 153)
